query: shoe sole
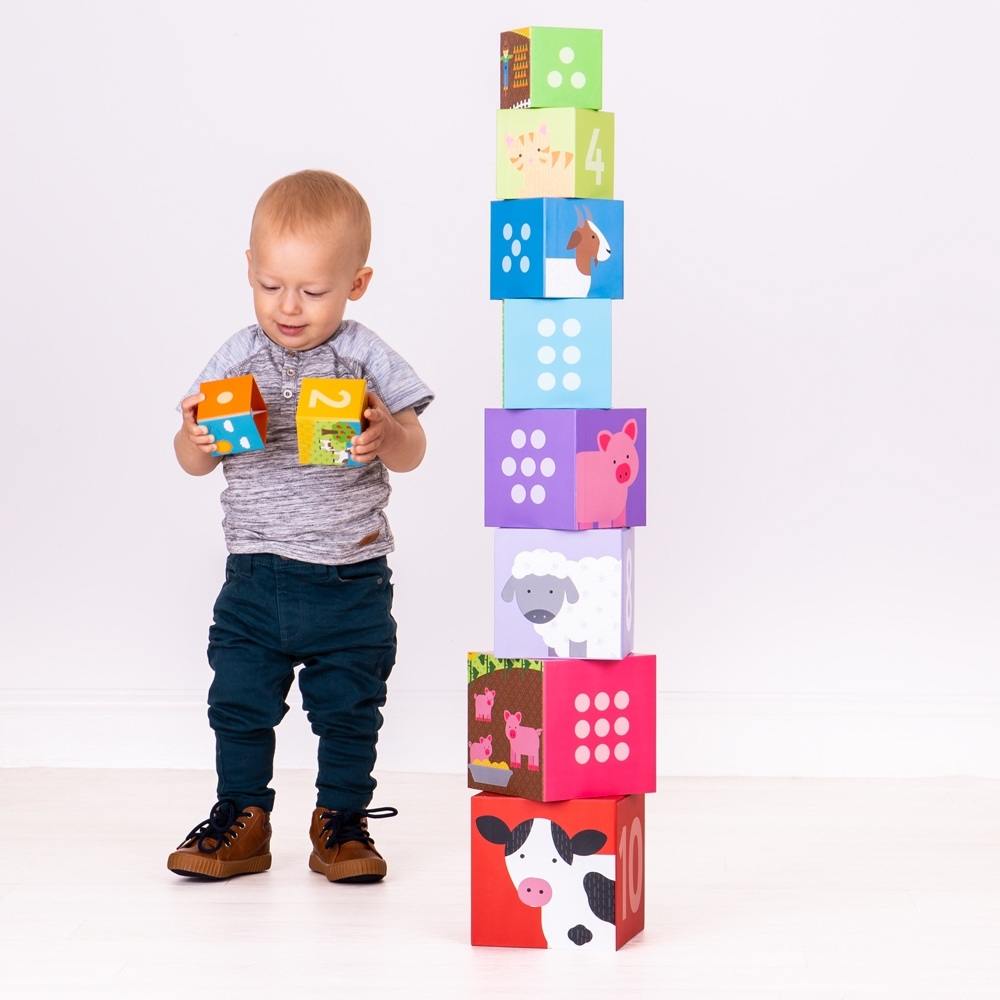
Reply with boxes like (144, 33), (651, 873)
(308, 851), (386, 884)
(167, 851), (272, 880)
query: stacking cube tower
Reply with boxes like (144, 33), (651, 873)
(471, 27), (655, 952)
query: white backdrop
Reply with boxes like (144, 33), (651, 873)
(2, 1), (998, 777)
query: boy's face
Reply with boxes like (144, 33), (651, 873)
(246, 226), (372, 352)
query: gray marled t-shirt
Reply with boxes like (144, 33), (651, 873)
(180, 320), (433, 565)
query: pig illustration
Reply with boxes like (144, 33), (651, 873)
(504, 709), (542, 771)
(575, 418), (640, 529)
(469, 734), (493, 763)
(474, 687), (496, 722)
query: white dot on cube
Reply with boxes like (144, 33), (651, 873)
(594, 718), (610, 738)
(614, 690), (630, 709)
(511, 484), (526, 504)
(530, 429), (546, 448)
(501, 457), (516, 476)
(559, 46), (575, 64)
(563, 373), (582, 391)
(537, 318), (555, 337)
(530, 485), (546, 504)
(223, 419), (235, 433)
(511, 239), (521, 256)
(575, 746), (591, 765)
(217, 391), (234, 405)
(503, 223), (513, 240)
(540, 457), (556, 477)
(537, 373), (556, 391)
(595, 744), (610, 763)
(501, 255), (512, 272)
(537, 346), (556, 364)
(511, 429), (526, 448)
(574, 693), (590, 712)
(563, 346), (581, 364)
(547, 70), (563, 87)
(520, 457), (536, 476)
(520, 223), (531, 240)
(239, 437), (251, 450)
(571, 71), (586, 89)
(594, 691), (610, 711)
(562, 318), (581, 337)
(574, 720), (590, 739)
(614, 717), (630, 736)
(520, 256), (530, 273)
(614, 742), (630, 761)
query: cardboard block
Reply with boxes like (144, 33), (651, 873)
(490, 198), (623, 299)
(196, 374), (267, 456)
(471, 792), (645, 949)
(497, 108), (614, 199)
(485, 408), (646, 529)
(494, 528), (635, 660)
(467, 652), (656, 802)
(295, 378), (367, 467)
(500, 27), (603, 111)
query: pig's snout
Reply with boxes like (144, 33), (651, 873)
(616, 463), (631, 484)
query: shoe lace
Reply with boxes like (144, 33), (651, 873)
(320, 806), (398, 849)
(182, 799), (253, 854)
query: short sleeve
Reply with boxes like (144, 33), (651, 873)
(362, 334), (434, 416)
(174, 326), (262, 413)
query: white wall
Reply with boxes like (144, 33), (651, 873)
(2, 1), (998, 776)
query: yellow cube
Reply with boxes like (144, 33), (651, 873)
(295, 378), (367, 466)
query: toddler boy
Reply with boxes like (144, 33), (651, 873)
(167, 170), (433, 883)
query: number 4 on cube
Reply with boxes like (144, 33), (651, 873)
(296, 378), (367, 467)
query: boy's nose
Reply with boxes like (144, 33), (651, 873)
(279, 292), (302, 315)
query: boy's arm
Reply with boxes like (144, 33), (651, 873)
(352, 393), (426, 472)
(174, 393), (222, 477)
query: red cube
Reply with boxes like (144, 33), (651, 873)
(471, 791), (645, 950)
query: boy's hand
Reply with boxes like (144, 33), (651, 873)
(179, 393), (218, 456)
(352, 392), (399, 463)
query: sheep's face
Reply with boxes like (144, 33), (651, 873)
(501, 574), (579, 624)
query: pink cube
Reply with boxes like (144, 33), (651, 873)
(467, 651), (656, 802)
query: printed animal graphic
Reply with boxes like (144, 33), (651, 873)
(505, 124), (574, 197)
(501, 549), (622, 658)
(576, 418), (640, 528)
(469, 734), (493, 763)
(475, 815), (617, 948)
(544, 205), (611, 297)
(474, 687), (496, 722)
(503, 710), (542, 770)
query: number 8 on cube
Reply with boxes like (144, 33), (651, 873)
(296, 377), (367, 467)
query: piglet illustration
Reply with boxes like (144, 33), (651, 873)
(469, 734), (493, 763)
(474, 687), (496, 722)
(575, 418), (640, 528)
(504, 709), (542, 771)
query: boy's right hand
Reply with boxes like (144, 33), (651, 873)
(179, 393), (218, 455)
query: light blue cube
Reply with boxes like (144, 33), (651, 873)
(198, 413), (266, 456)
(502, 299), (612, 408)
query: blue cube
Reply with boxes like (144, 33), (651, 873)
(490, 198), (624, 299)
(503, 299), (612, 408)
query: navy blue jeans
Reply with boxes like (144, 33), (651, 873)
(206, 552), (396, 813)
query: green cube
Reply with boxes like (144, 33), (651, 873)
(497, 108), (614, 199)
(500, 27), (603, 111)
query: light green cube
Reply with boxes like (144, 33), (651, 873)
(497, 108), (614, 199)
(500, 27), (603, 111)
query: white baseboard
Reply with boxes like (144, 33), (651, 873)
(2, 687), (998, 778)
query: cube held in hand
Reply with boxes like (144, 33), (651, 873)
(196, 374), (268, 457)
(295, 377), (367, 467)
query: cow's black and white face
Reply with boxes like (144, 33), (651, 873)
(475, 816), (606, 908)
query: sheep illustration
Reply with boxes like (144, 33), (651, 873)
(500, 549), (622, 658)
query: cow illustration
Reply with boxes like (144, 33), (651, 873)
(475, 815), (616, 948)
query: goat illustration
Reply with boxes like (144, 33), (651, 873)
(544, 205), (611, 297)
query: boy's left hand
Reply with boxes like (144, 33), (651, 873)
(352, 392), (399, 463)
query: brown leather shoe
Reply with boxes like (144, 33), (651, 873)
(308, 806), (398, 884)
(167, 799), (271, 880)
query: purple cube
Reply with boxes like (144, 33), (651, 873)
(494, 528), (635, 660)
(485, 408), (646, 529)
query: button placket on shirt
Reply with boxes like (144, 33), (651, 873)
(282, 352), (298, 400)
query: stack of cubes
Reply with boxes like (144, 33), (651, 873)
(469, 27), (654, 952)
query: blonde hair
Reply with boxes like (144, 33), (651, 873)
(250, 169), (372, 266)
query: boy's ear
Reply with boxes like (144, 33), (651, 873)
(348, 266), (374, 301)
(245, 248), (253, 286)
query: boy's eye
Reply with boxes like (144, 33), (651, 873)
(260, 283), (279, 292)
(304, 291), (328, 298)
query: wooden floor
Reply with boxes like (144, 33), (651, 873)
(1, 770), (998, 997)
